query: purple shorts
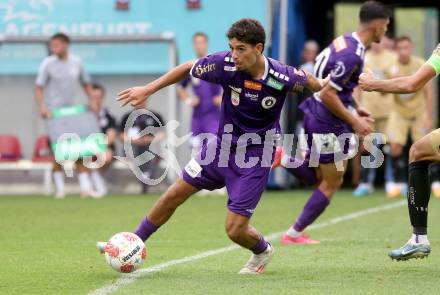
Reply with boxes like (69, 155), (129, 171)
(182, 140), (274, 218)
(302, 111), (357, 164)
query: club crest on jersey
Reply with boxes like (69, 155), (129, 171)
(244, 80), (262, 91)
(267, 77), (284, 91)
(331, 61), (346, 78)
(231, 90), (240, 106)
(261, 96), (276, 109)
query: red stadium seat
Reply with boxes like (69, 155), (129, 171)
(0, 135), (22, 162)
(32, 135), (53, 162)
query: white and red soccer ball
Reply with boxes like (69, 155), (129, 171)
(104, 232), (147, 273)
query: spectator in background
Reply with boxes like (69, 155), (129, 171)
(300, 40), (320, 74)
(35, 32), (97, 199)
(89, 83), (117, 197)
(381, 34), (395, 51)
(386, 36), (434, 198)
(177, 32), (222, 150)
(119, 103), (165, 193)
(353, 37), (397, 197)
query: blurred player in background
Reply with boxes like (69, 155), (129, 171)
(99, 18), (327, 274)
(352, 37), (397, 197)
(89, 83), (117, 197)
(359, 42), (440, 261)
(119, 103), (165, 194)
(385, 36), (434, 198)
(177, 32), (222, 150)
(300, 40), (320, 74)
(35, 33), (96, 199)
(273, 1), (391, 244)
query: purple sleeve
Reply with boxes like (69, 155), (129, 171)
(286, 66), (308, 92)
(328, 53), (361, 91)
(190, 52), (226, 85)
(179, 75), (191, 88)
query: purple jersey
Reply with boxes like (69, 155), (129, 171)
(190, 51), (307, 146)
(180, 76), (221, 135)
(180, 76), (221, 119)
(300, 32), (365, 126)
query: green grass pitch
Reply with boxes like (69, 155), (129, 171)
(1, 190), (440, 295)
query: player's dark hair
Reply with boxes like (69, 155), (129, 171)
(50, 32), (70, 44)
(193, 32), (208, 41)
(395, 35), (412, 44)
(227, 18), (265, 52)
(359, 1), (392, 24)
(92, 83), (106, 95)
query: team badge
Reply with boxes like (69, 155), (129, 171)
(231, 90), (240, 106)
(261, 96), (276, 109)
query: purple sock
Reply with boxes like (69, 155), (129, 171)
(294, 189), (330, 232)
(284, 156), (317, 186)
(251, 235), (268, 254)
(134, 217), (159, 242)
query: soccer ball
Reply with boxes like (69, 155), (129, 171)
(104, 232), (147, 273)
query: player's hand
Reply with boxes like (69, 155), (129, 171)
(318, 74), (330, 89)
(39, 106), (50, 119)
(351, 116), (373, 137)
(185, 96), (200, 107)
(213, 95), (222, 107)
(355, 105), (371, 118)
(358, 70), (375, 91)
(117, 85), (153, 107)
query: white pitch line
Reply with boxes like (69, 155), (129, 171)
(89, 200), (406, 295)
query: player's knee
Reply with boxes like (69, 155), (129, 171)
(319, 177), (343, 196)
(409, 142), (423, 163)
(225, 222), (245, 242)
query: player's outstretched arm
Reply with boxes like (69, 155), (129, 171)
(304, 72), (330, 92)
(117, 60), (195, 107)
(320, 84), (373, 136)
(359, 64), (436, 94)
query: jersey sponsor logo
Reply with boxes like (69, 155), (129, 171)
(333, 36), (347, 52)
(194, 63), (216, 77)
(245, 92), (259, 101)
(228, 85), (242, 93)
(231, 89), (240, 106)
(244, 80), (262, 91)
(224, 65), (237, 72)
(266, 77), (284, 90)
(261, 96), (276, 109)
(331, 61), (346, 78)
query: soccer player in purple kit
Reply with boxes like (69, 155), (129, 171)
(177, 32), (222, 149)
(273, 1), (391, 244)
(97, 19), (327, 274)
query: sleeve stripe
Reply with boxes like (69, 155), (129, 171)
(189, 59), (199, 78)
(329, 80), (343, 91)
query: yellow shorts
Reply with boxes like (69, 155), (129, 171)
(386, 111), (427, 146)
(429, 128), (440, 156)
(370, 117), (388, 135)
